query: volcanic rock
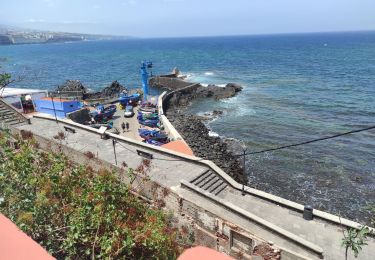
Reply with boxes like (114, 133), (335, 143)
(198, 83), (242, 100)
(166, 109), (245, 183)
(56, 80), (87, 93)
(84, 81), (126, 100)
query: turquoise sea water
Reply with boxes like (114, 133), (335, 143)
(1, 31), (375, 222)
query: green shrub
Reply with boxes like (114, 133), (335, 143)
(0, 133), (178, 259)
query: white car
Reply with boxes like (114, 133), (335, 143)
(124, 105), (134, 118)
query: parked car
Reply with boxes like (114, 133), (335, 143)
(124, 105), (134, 117)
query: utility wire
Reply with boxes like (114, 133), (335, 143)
(113, 124), (375, 162)
(243, 124), (375, 156)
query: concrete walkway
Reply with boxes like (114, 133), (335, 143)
(16, 117), (375, 260)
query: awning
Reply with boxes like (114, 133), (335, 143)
(1, 87), (47, 98)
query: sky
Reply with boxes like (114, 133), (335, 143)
(0, 0), (374, 38)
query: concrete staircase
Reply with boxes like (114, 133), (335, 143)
(0, 99), (27, 127)
(190, 170), (228, 196)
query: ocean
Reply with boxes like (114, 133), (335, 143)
(1, 31), (375, 223)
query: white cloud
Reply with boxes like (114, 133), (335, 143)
(93, 4), (101, 9)
(41, 0), (56, 7)
(24, 19), (99, 25)
(26, 18), (45, 23)
(60, 20), (99, 25)
(122, 0), (137, 6)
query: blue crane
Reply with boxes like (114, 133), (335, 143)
(141, 61), (153, 101)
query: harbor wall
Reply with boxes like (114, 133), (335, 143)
(158, 92), (184, 141)
(157, 84), (199, 142)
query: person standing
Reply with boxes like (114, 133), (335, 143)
(126, 122), (130, 132)
(121, 122), (126, 133)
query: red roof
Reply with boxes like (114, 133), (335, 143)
(0, 214), (55, 260)
(178, 246), (234, 260)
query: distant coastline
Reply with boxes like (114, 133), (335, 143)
(0, 25), (132, 45)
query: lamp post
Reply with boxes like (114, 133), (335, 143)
(112, 139), (118, 165)
(240, 142), (247, 196)
(51, 93), (58, 123)
(242, 149), (247, 195)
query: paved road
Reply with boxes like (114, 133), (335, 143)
(110, 106), (143, 141)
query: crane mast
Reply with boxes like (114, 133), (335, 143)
(140, 61), (153, 101)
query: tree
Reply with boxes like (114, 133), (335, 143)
(0, 71), (12, 95)
(0, 58), (24, 97)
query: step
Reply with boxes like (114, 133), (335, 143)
(4, 118), (20, 123)
(0, 111), (15, 117)
(209, 179), (225, 193)
(214, 184), (228, 196)
(195, 171), (214, 186)
(1, 114), (17, 120)
(201, 176), (220, 190)
(192, 172), (212, 186)
(9, 121), (24, 126)
(190, 169), (210, 184)
(198, 173), (216, 188)
(0, 108), (10, 113)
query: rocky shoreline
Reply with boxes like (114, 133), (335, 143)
(167, 110), (245, 182)
(163, 82), (245, 183)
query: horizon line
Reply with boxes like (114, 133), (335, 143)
(139, 29), (375, 40)
(1, 23), (375, 40)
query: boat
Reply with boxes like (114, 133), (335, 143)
(138, 118), (159, 128)
(145, 139), (165, 146)
(118, 93), (141, 106)
(90, 104), (117, 122)
(89, 121), (113, 129)
(137, 112), (158, 120)
(141, 102), (156, 108)
(139, 107), (157, 113)
(138, 128), (159, 136)
(139, 101), (157, 113)
(138, 129), (168, 142)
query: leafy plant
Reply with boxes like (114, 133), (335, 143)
(366, 204), (375, 228)
(0, 72), (12, 88)
(0, 59), (24, 96)
(341, 226), (370, 259)
(0, 133), (179, 259)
